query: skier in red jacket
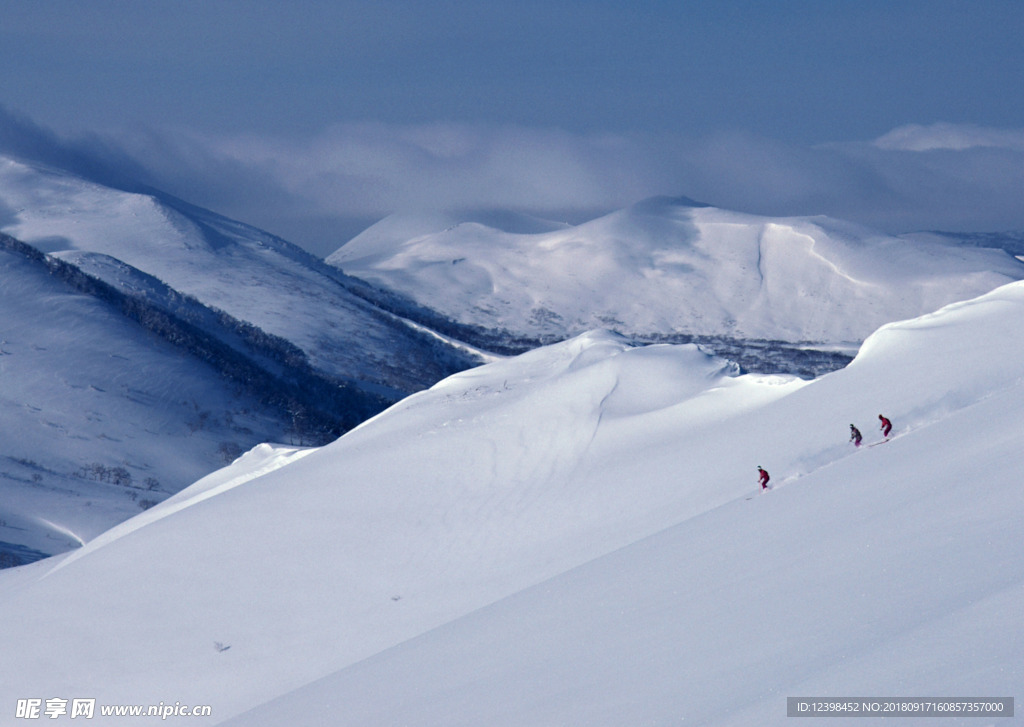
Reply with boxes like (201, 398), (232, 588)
(757, 466), (770, 490)
(879, 414), (892, 438)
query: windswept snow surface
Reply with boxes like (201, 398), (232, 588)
(0, 155), (474, 394)
(327, 197), (1024, 345)
(1, 282), (1023, 724)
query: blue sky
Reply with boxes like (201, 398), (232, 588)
(2, 0), (1023, 255)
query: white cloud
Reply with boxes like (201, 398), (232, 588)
(873, 122), (1024, 152)
(200, 123), (667, 215)
(106, 122), (685, 253)
(117, 121), (1024, 254)
(6, 109), (1022, 256)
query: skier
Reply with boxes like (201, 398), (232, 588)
(757, 466), (770, 490)
(879, 414), (892, 439)
(849, 424), (862, 447)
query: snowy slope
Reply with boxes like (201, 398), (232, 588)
(1, 281), (1022, 725)
(0, 239), (297, 566)
(232, 286), (1024, 726)
(0, 154), (476, 395)
(327, 196), (1024, 346)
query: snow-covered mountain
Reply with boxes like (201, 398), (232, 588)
(0, 234), (296, 566)
(327, 196), (1024, 352)
(0, 153), (481, 565)
(1, 279), (1020, 725)
(0, 154), (477, 396)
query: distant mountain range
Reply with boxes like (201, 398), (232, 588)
(327, 196), (1024, 355)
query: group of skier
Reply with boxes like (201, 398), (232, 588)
(757, 414), (893, 491)
(849, 414), (892, 447)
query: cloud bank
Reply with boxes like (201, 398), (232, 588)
(874, 123), (1024, 152)
(2, 109), (1022, 257)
